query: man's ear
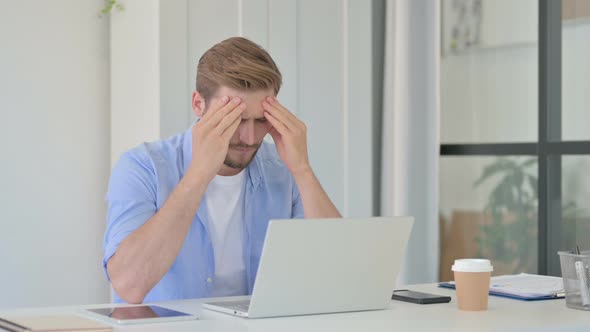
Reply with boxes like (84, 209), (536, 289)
(192, 91), (206, 118)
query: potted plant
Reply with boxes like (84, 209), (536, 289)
(474, 157), (538, 273)
(99, 0), (124, 17)
(474, 157), (584, 274)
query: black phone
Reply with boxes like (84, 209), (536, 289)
(392, 290), (452, 304)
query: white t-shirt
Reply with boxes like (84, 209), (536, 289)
(205, 170), (247, 297)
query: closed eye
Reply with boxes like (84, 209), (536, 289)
(240, 118), (268, 123)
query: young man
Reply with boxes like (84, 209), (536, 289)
(103, 37), (341, 304)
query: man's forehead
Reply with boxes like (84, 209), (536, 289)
(212, 86), (274, 101)
(211, 87), (272, 118)
(240, 104), (265, 119)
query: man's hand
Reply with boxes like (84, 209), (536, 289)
(262, 96), (311, 176)
(263, 96), (341, 219)
(188, 96), (245, 181)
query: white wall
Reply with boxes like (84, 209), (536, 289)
(0, 0), (110, 308)
(112, 0), (381, 217)
(562, 20), (590, 141)
(110, 0), (161, 167)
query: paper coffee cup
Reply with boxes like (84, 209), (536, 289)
(452, 259), (493, 311)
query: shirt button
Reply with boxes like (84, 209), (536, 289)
(207, 277), (212, 283)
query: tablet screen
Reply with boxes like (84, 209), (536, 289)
(87, 305), (191, 320)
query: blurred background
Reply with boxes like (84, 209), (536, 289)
(0, 0), (588, 309)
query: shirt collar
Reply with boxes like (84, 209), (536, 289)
(181, 126), (263, 189)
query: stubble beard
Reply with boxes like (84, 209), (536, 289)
(223, 143), (261, 169)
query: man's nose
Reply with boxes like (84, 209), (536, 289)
(239, 121), (256, 145)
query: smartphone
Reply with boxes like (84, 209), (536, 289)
(392, 290), (452, 304)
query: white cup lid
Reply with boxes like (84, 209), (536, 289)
(452, 259), (493, 272)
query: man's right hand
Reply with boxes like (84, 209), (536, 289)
(106, 96), (245, 304)
(188, 96), (245, 181)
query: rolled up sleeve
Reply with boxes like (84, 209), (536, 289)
(102, 151), (157, 281)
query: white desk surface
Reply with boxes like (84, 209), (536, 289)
(2, 283), (590, 332)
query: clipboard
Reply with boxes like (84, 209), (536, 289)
(438, 273), (565, 301)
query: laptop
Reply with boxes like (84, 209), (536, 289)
(202, 216), (414, 318)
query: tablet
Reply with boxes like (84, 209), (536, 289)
(85, 305), (198, 325)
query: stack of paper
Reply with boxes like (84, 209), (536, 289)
(439, 273), (565, 301)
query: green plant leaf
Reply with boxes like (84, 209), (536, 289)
(474, 158), (515, 187)
(527, 174), (538, 198)
(489, 176), (517, 210)
(475, 157), (541, 272)
(99, 0), (124, 17)
(520, 158), (537, 168)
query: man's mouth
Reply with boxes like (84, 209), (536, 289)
(230, 145), (256, 151)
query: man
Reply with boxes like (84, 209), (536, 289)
(103, 37), (341, 304)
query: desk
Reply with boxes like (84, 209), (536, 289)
(2, 284), (589, 332)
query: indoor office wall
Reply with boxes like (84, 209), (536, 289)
(110, 0), (161, 169)
(0, 0), (110, 308)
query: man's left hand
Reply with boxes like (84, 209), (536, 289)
(262, 96), (311, 176)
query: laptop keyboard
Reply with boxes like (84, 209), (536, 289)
(215, 300), (251, 312)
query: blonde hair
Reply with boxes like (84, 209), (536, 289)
(196, 37), (282, 104)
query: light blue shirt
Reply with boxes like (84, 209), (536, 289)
(103, 128), (304, 303)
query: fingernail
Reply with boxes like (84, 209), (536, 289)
(232, 97), (241, 104)
(238, 103), (246, 110)
(222, 96), (229, 102)
(266, 96), (273, 102)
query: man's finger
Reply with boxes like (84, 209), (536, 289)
(201, 95), (229, 120)
(267, 97), (300, 126)
(221, 114), (242, 141)
(267, 127), (282, 144)
(264, 111), (289, 136)
(216, 104), (245, 135)
(262, 101), (295, 131)
(203, 97), (243, 128)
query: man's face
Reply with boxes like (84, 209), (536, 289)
(205, 86), (274, 170)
